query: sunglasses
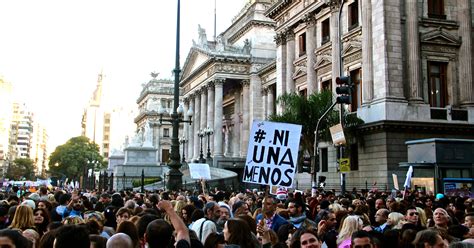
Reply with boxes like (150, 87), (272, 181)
(409, 212), (419, 216)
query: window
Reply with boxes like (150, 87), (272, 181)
(299, 88), (307, 97)
(103, 152), (109, 158)
(428, 0), (445, 19)
(348, 1), (359, 30)
(321, 148), (328, 172)
(162, 149), (170, 163)
(299, 32), (306, 56)
(163, 128), (170, 137)
(321, 79), (332, 91)
(428, 61), (448, 107)
(349, 144), (358, 171)
(322, 18), (330, 44)
(350, 69), (362, 112)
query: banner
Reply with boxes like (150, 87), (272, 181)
(242, 121), (302, 188)
(189, 163), (211, 180)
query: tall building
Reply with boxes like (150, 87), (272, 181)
(180, 0), (474, 193)
(30, 122), (48, 177)
(0, 77), (14, 177)
(10, 102), (34, 159)
(82, 72), (137, 159)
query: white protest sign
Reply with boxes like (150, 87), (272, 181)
(189, 163), (211, 180)
(242, 121), (302, 188)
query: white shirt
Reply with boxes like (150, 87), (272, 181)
(190, 218), (216, 244)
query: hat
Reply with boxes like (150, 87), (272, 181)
(436, 193), (444, 200)
(21, 199), (36, 209)
(28, 193), (40, 202)
(219, 202), (233, 218)
(276, 188), (287, 201)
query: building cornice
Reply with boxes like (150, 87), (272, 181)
(265, 0), (293, 19)
(228, 20), (276, 44)
(357, 120), (474, 135)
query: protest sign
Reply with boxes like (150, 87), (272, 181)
(242, 121), (302, 188)
(189, 163), (211, 180)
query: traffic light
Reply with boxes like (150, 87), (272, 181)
(318, 176), (326, 188)
(301, 156), (311, 173)
(336, 76), (352, 104)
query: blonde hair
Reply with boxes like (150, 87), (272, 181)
(62, 216), (85, 225)
(329, 203), (343, 212)
(337, 215), (362, 245)
(388, 212), (404, 229)
(416, 207), (427, 227)
(9, 205), (35, 230)
(174, 200), (187, 218)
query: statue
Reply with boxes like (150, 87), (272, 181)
(130, 129), (143, 147)
(143, 120), (153, 147)
(242, 39), (251, 54)
(216, 35), (224, 51)
(198, 24), (207, 46)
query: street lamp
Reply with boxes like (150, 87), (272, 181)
(179, 136), (187, 163)
(204, 127), (214, 163)
(197, 129), (206, 163)
(155, 0), (194, 191)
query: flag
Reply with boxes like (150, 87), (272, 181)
(404, 166), (413, 188)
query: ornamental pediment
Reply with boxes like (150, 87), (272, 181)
(315, 55), (332, 69)
(181, 48), (212, 80)
(293, 66), (307, 79)
(420, 28), (461, 47)
(342, 41), (362, 57)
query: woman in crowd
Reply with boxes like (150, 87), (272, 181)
(116, 220), (140, 248)
(0, 228), (32, 248)
(181, 204), (196, 226)
(33, 208), (50, 236)
(336, 215), (363, 248)
(223, 218), (256, 248)
(8, 205), (36, 231)
(387, 212), (405, 230)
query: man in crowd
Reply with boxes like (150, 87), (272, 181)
(287, 199), (316, 230)
(316, 209), (338, 248)
(256, 196), (288, 232)
(373, 209), (389, 233)
(191, 201), (220, 243)
(351, 230), (375, 248)
(405, 206), (420, 225)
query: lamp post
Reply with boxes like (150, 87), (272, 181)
(204, 127), (214, 164)
(123, 172), (126, 190)
(179, 136), (187, 163)
(155, 0), (194, 191)
(197, 130), (206, 163)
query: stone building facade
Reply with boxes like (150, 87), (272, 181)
(179, 0), (473, 191)
(180, 0), (277, 179)
(265, 0), (474, 191)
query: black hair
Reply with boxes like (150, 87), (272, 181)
(145, 219), (174, 248)
(351, 230), (373, 243)
(53, 224), (90, 248)
(0, 229), (32, 248)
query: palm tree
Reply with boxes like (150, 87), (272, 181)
(269, 90), (363, 169)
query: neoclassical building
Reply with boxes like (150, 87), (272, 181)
(180, 0), (277, 179)
(265, 0), (474, 191)
(180, 0), (474, 192)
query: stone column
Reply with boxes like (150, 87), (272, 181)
(187, 95), (195, 161)
(200, 86), (207, 131)
(154, 123), (161, 163)
(275, 32), (287, 113)
(241, 80), (250, 156)
(305, 15), (318, 94)
(213, 78), (224, 157)
(183, 99), (189, 160)
(459, 0), (473, 106)
(286, 29), (296, 93)
(262, 88), (268, 119)
(267, 86), (275, 117)
(331, 5), (341, 90)
(406, 0), (422, 102)
(362, 0), (374, 103)
(193, 90), (201, 161)
(207, 82), (215, 151)
(233, 89), (241, 157)
(250, 72), (263, 124)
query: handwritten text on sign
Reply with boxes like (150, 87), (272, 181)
(242, 121), (302, 188)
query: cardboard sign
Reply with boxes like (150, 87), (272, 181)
(242, 121), (302, 188)
(330, 124), (346, 145)
(392, 174), (400, 190)
(189, 163), (211, 180)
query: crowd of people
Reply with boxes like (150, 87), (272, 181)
(0, 184), (472, 248)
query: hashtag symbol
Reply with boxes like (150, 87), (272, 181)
(253, 129), (266, 143)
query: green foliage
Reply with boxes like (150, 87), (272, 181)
(131, 177), (162, 187)
(269, 90), (364, 156)
(7, 158), (35, 180)
(48, 136), (105, 180)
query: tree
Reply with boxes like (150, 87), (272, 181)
(7, 158), (35, 180)
(48, 136), (105, 181)
(269, 90), (363, 166)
